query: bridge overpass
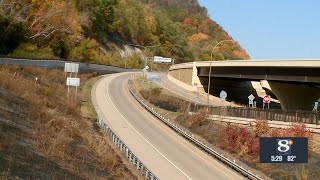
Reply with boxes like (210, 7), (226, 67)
(168, 59), (320, 110)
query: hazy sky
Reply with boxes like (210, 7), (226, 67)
(198, 0), (320, 59)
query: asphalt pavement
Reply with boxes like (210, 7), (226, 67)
(157, 73), (235, 107)
(91, 72), (244, 180)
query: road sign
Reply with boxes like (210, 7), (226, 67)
(66, 77), (80, 86)
(64, 63), (79, 73)
(248, 94), (255, 101)
(146, 73), (160, 82)
(248, 94), (255, 107)
(153, 56), (172, 63)
(263, 95), (271, 103)
(220, 90), (227, 101)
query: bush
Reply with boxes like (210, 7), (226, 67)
(190, 110), (206, 127)
(10, 43), (56, 59)
(254, 119), (270, 137)
(219, 124), (240, 152)
(69, 38), (111, 64)
(139, 88), (187, 112)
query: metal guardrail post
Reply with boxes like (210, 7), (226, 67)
(96, 115), (158, 180)
(145, 169), (149, 179)
(137, 160), (140, 170)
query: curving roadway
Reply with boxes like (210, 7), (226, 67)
(91, 72), (244, 180)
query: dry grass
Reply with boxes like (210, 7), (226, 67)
(0, 66), (138, 179)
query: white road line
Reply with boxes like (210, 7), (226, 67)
(121, 78), (236, 180)
(104, 73), (193, 180)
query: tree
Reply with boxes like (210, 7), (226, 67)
(29, 0), (82, 39)
(0, 16), (28, 54)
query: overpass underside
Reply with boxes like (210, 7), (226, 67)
(168, 66), (320, 111)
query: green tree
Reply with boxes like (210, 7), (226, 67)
(0, 17), (28, 54)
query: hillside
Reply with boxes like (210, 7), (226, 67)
(0, 0), (249, 67)
(0, 66), (138, 179)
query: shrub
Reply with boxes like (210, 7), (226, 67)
(246, 136), (260, 157)
(10, 43), (56, 59)
(219, 124), (239, 152)
(254, 119), (270, 137)
(190, 111), (206, 127)
(150, 87), (162, 97)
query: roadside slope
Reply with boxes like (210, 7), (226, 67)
(0, 66), (137, 179)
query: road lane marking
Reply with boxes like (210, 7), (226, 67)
(103, 73), (193, 180)
(121, 77), (236, 180)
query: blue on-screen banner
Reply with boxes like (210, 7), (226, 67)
(260, 137), (308, 163)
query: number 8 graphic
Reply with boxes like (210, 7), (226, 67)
(278, 140), (291, 153)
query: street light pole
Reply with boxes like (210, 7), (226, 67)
(207, 40), (236, 109)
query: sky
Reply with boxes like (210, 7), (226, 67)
(198, 0), (320, 59)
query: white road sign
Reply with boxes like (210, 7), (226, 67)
(248, 94), (255, 107)
(220, 90), (227, 101)
(66, 77), (80, 87)
(64, 63), (79, 73)
(146, 73), (161, 82)
(153, 56), (172, 63)
(248, 94), (255, 101)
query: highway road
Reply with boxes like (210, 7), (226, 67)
(157, 73), (234, 107)
(92, 72), (244, 180)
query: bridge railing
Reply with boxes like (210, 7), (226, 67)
(208, 106), (319, 125)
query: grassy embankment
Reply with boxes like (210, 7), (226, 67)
(132, 75), (320, 180)
(0, 66), (139, 179)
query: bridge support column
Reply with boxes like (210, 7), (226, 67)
(268, 81), (320, 110)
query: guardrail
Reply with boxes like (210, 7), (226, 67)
(0, 57), (130, 74)
(127, 77), (263, 180)
(96, 117), (158, 180)
(208, 106), (319, 125)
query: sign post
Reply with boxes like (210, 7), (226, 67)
(313, 101), (319, 113)
(263, 95), (271, 109)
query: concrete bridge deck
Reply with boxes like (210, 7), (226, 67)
(168, 59), (320, 111)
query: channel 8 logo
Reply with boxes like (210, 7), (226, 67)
(277, 139), (293, 155)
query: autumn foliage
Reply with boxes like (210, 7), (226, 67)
(0, 0), (250, 65)
(218, 120), (314, 159)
